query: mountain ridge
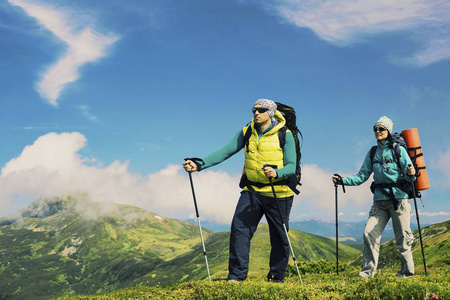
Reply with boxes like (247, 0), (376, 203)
(190, 217), (431, 239)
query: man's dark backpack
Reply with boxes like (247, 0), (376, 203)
(241, 102), (302, 195)
(369, 132), (419, 208)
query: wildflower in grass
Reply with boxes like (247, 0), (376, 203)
(432, 294), (439, 299)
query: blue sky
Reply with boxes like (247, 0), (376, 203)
(1, 0), (449, 226)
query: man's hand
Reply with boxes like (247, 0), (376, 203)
(183, 160), (198, 172)
(263, 165), (277, 178)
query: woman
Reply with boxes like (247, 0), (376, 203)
(332, 116), (416, 278)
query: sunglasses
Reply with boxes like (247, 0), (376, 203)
(373, 127), (387, 132)
(252, 107), (269, 114)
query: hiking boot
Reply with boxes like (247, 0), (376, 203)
(268, 278), (284, 283)
(358, 272), (373, 279)
(397, 272), (414, 278)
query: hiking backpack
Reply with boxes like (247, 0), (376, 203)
(242, 102), (302, 194)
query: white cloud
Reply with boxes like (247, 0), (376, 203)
(407, 38), (450, 67)
(8, 0), (119, 105)
(9, 133), (448, 225)
(0, 132), (379, 224)
(268, 0), (450, 66)
(296, 164), (373, 216)
(0, 132), (240, 223)
(78, 105), (97, 122)
(419, 212), (450, 217)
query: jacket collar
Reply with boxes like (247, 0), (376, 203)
(251, 110), (286, 134)
(377, 140), (391, 148)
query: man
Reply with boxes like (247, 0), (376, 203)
(183, 99), (297, 282)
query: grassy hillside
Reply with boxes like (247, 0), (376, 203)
(0, 196), (210, 300)
(0, 196), (359, 300)
(53, 220), (450, 300)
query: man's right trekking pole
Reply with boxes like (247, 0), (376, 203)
(184, 158), (211, 281)
(265, 165), (303, 284)
(333, 174), (345, 276)
(409, 165), (427, 276)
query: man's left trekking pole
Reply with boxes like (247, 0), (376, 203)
(184, 158), (211, 281)
(333, 174), (345, 275)
(265, 165), (303, 284)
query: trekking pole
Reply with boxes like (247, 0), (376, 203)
(265, 165), (303, 284)
(409, 165), (427, 276)
(184, 158), (211, 281)
(333, 174), (345, 275)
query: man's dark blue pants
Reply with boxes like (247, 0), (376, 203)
(228, 191), (294, 282)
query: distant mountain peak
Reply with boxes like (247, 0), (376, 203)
(20, 196), (73, 218)
(293, 217), (332, 223)
(1, 195), (154, 227)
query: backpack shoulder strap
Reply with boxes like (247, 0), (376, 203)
(392, 143), (403, 170)
(393, 143), (401, 160)
(278, 126), (287, 149)
(370, 146), (377, 163)
(243, 124), (252, 152)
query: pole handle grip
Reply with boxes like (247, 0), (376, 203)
(333, 173), (346, 193)
(407, 164), (414, 178)
(185, 157), (205, 172)
(263, 164), (278, 169)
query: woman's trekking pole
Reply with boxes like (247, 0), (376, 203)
(265, 165), (303, 284)
(184, 158), (211, 281)
(333, 174), (345, 275)
(409, 165), (427, 276)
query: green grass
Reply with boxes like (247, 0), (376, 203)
(53, 263), (449, 300)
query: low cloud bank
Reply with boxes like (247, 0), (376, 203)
(0, 132), (239, 223)
(1, 132), (448, 224)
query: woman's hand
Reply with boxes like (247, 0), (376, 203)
(407, 165), (416, 176)
(332, 175), (342, 185)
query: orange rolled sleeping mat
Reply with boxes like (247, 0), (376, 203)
(401, 128), (430, 191)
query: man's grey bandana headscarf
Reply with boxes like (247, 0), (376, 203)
(255, 99), (277, 122)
